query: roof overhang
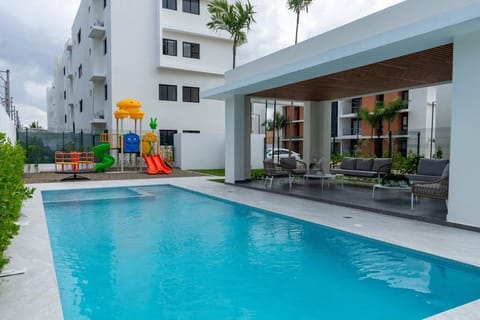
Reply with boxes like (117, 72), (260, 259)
(203, 0), (480, 101)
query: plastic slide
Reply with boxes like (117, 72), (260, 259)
(142, 154), (172, 175)
(92, 143), (115, 172)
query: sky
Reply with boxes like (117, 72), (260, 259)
(0, 0), (404, 129)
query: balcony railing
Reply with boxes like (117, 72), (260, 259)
(88, 21), (106, 38)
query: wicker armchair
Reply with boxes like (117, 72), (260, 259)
(280, 156), (307, 189)
(263, 160), (289, 188)
(410, 176), (449, 210)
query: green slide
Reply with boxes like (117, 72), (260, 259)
(92, 143), (115, 172)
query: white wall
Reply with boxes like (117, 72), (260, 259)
(0, 110), (16, 142)
(448, 30), (480, 227)
(174, 132), (225, 170)
(250, 134), (265, 169)
(435, 83), (452, 159)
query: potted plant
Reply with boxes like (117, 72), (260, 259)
(380, 173), (410, 187)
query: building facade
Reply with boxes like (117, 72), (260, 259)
(260, 85), (451, 160)
(47, 0), (232, 138)
(333, 86), (451, 158)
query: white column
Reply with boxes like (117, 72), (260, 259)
(303, 101), (331, 172)
(448, 30), (480, 227)
(225, 94), (251, 183)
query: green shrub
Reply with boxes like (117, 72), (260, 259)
(391, 152), (423, 174)
(250, 169), (265, 180)
(0, 134), (35, 271)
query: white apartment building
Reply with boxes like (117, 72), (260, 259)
(47, 0), (232, 138)
(333, 85), (451, 159)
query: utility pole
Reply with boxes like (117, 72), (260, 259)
(0, 69), (11, 117)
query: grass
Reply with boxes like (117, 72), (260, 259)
(189, 169), (225, 176)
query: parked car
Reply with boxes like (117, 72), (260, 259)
(265, 148), (301, 161)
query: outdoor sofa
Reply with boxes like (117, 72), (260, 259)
(411, 161), (449, 210)
(406, 159), (449, 182)
(332, 157), (392, 180)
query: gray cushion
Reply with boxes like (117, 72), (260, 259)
(340, 157), (356, 170)
(280, 156), (297, 170)
(372, 158), (392, 173)
(417, 159), (449, 176)
(356, 158), (373, 171)
(332, 169), (377, 178)
(441, 164), (449, 177)
(407, 174), (440, 182)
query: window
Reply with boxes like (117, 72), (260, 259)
(401, 90), (409, 109)
(104, 84), (108, 100)
(79, 99), (83, 113)
(376, 94), (384, 104)
(77, 29), (81, 44)
(163, 39), (177, 56)
(401, 114), (408, 133)
(163, 0), (177, 10)
(351, 97), (362, 114)
(159, 129), (178, 145)
(104, 0), (107, 8)
(351, 119), (361, 135)
(78, 64), (83, 78)
(182, 86), (199, 103)
(64, 91), (66, 100)
(64, 114), (67, 123)
(159, 84), (177, 101)
(63, 67), (66, 76)
(183, 42), (200, 59)
(104, 37), (107, 55)
(183, 0), (199, 14)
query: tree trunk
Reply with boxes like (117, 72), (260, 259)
(295, 12), (300, 44)
(232, 40), (237, 69)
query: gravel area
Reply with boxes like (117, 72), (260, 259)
(23, 168), (203, 184)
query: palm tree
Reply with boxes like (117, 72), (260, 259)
(359, 104), (384, 157)
(383, 97), (407, 157)
(287, 0), (313, 44)
(207, 0), (256, 69)
(264, 111), (288, 162)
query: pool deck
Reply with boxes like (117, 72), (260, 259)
(1, 177), (479, 320)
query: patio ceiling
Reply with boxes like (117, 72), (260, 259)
(250, 44), (453, 101)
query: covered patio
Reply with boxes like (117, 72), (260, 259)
(204, 0), (480, 229)
(236, 177), (458, 228)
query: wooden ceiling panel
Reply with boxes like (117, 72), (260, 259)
(251, 44), (453, 101)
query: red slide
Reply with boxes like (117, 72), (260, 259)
(142, 154), (172, 175)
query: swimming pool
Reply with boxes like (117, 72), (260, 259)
(42, 185), (480, 319)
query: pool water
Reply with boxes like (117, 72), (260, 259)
(42, 185), (480, 320)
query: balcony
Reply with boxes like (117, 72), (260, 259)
(65, 39), (73, 51)
(340, 128), (362, 137)
(89, 73), (106, 82)
(90, 112), (107, 124)
(88, 21), (106, 39)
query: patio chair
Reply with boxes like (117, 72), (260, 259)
(263, 160), (289, 188)
(410, 164), (449, 210)
(280, 156), (307, 189)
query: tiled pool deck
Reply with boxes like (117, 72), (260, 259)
(1, 177), (479, 319)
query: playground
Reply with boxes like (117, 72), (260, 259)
(53, 98), (172, 178)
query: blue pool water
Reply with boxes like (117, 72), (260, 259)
(43, 185), (480, 320)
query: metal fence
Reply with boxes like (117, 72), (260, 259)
(17, 129), (101, 164)
(16, 129), (176, 165)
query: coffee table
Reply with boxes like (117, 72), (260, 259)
(372, 184), (411, 200)
(304, 173), (344, 190)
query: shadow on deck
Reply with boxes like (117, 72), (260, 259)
(234, 177), (478, 232)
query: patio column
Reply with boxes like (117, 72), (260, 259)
(225, 94), (251, 183)
(303, 101), (331, 172)
(448, 30), (480, 227)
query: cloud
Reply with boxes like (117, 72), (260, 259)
(24, 79), (51, 103)
(237, 0), (405, 65)
(17, 104), (47, 129)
